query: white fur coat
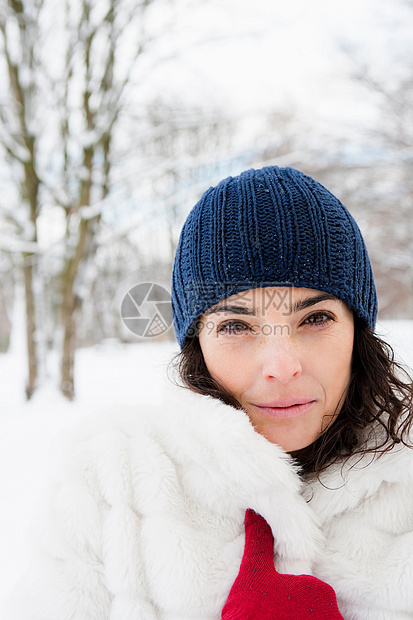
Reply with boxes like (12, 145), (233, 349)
(5, 388), (413, 620)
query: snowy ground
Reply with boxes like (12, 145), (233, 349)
(0, 321), (412, 608)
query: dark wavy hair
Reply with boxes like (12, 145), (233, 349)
(170, 315), (413, 476)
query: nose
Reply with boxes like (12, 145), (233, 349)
(260, 334), (302, 383)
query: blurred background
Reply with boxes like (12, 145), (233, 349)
(1, 0), (413, 604)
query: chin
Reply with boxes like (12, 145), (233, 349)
(266, 435), (316, 453)
(259, 419), (329, 454)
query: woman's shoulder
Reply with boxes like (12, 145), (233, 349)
(304, 438), (413, 524)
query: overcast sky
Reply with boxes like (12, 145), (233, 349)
(139, 0), (413, 129)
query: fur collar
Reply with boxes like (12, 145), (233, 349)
(153, 387), (323, 572)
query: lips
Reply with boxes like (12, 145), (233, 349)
(252, 399), (316, 420)
(256, 398), (313, 408)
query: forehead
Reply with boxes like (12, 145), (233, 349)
(205, 286), (339, 315)
(212, 288), (292, 313)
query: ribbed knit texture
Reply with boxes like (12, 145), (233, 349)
(171, 166), (377, 348)
(221, 509), (344, 620)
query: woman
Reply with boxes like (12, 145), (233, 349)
(6, 166), (413, 619)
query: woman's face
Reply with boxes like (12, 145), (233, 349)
(198, 287), (354, 452)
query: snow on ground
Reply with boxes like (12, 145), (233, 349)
(0, 322), (412, 607)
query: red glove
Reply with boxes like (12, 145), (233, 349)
(221, 509), (344, 620)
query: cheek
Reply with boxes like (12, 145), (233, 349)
(201, 342), (251, 395)
(312, 338), (353, 404)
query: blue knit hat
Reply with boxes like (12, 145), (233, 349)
(171, 166), (377, 348)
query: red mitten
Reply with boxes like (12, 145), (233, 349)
(222, 509), (344, 620)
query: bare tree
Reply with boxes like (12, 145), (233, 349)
(56, 0), (156, 399)
(0, 0), (43, 397)
(0, 0), (177, 399)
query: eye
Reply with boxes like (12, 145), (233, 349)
(216, 320), (251, 335)
(302, 311), (335, 326)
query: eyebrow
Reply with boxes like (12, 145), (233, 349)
(204, 293), (339, 317)
(204, 304), (257, 317)
(292, 293), (339, 313)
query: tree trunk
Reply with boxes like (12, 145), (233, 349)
(60, 217), (90, 400)
(23, 255), (37, 399)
